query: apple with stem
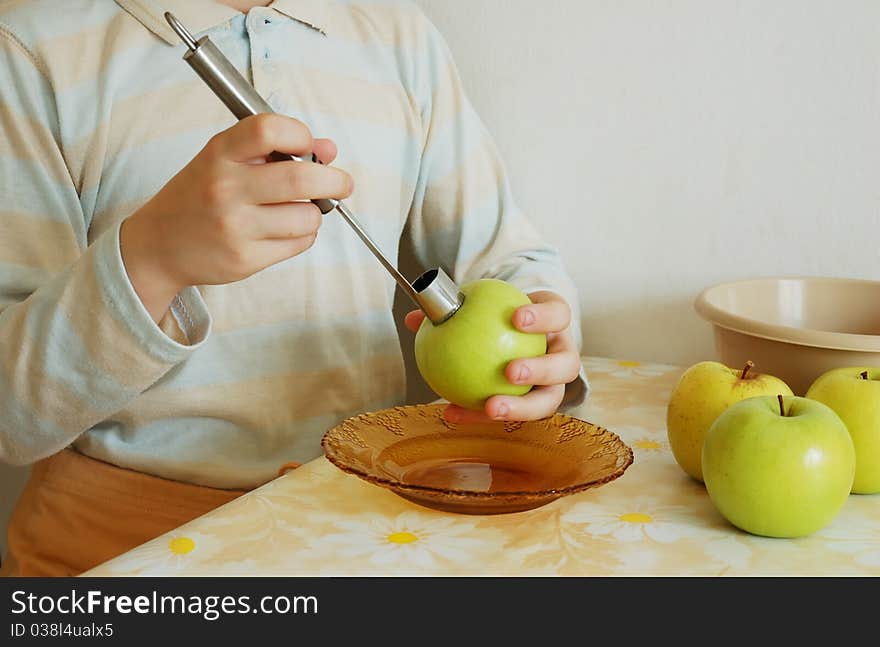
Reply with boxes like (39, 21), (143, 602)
(806, 367), (880, 494)
(702, 394), (855, 538)
(666, 360), (793, 481)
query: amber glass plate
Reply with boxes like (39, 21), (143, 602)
(321, 404), (633, 515)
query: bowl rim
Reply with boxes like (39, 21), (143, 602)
(694, 276), (880, 352)
(320, 404), (634, 500)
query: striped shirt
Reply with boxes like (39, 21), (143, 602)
(0, 0), (586, 488)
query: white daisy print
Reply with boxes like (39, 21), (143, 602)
(815, 506), (880, 569)
(606, 359), (674, 379)
(315, 511), (495, 570)
(562, 498), (714, 544)
(99, 531), (222, 576)
(700, 536), (754, 572)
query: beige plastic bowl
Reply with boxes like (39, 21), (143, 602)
(695, 277), (880, 395)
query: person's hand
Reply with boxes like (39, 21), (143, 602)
(404, 290), (581, 422)
(120, 113), (354, 321)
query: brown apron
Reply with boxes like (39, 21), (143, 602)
(1, 449), (249, 577)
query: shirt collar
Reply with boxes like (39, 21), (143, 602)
(115, 0), (331, 45)
(272, 0), (330, 34)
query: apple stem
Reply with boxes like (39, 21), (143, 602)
(861, 371), (869, 380)
(741, 360), (754, 380)
(777, 394), (786, 417)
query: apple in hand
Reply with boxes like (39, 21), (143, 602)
(806, 367), (880, 494)
(702, 395), (855, 538)
(666, 361), (793, 481)
(414, 279), (547, 410)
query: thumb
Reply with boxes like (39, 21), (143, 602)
(404, 309), (426, 333)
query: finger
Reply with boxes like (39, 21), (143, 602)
(249, 202), (323, 240)
(505, 350), (581, 387)
(547, 329), (577, 354)
(404, 310), (426, 333)
(312, 138), (337, 165)
(256, 234), (319, 268)
(513, 297), (570, 334)
(242, 160), (354, 204)
(243, 138), (335, 167)
(443, 404), (494, 425)
(443, 385), (565, 423)
(486, 386), (565, 421)
(215, 114), (315, 163)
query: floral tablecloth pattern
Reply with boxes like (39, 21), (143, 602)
(85, 357), (880, 576)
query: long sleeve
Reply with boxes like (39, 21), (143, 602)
(403, 12), (588, 406)
(0, 25), (211, 465)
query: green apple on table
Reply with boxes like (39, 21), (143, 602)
(414, 278), (547, 410)
(666, 360), (793, 481)
(702, 395), (855, 538)
(806, 367), (880, 494)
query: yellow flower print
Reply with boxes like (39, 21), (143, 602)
(581, 357), (676, 377)
(168, 537), (196, 555)
(608, 360), (674, 379)
(632, 438), (668, 454)
(562, 498), (715, 543)
(619, 512), (654, 523)
(317, 511), (494, 570)
(99, 531), (221, 575)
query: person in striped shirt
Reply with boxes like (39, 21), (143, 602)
(0, 0), (587, 576)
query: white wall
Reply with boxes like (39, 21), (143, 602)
(413, 0), (880, 365)
(3, 0), (879, 558)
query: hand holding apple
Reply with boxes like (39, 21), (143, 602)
(406, 282), (580, 422)
(702, 395), (855, 538)
(806, 367), (880, 494)
(666, 360), (793, 481)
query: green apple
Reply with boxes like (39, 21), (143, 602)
(414, 279), (547, 410)
(666, 361), (793, 481)
(806, 367), (880, 494)
(702, 395), (855, 538)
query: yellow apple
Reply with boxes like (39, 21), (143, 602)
(806, 367), (880, 494)
(666, 360), (793, 481)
